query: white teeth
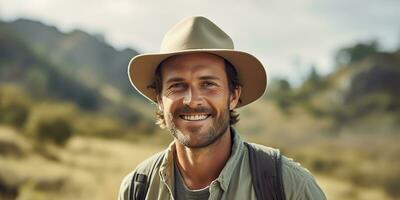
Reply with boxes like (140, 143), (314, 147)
(181, 114), (208, 121)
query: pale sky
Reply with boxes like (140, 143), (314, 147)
(1, 0), (399, 85)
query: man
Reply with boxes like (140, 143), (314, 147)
(119, 16), (326, 200)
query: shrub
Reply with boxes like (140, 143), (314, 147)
(309, 156), (342, 173)
(0, 85), (31, 127)
(0, 140), (24, 158)
(0, 172), (20, 200)
(25, 103), (75, 146)
(72, 112), (123, 138)
(383, 175), (400, 198)
(35, 118), (72, 146)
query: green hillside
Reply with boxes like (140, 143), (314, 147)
(0, 28), (102, 110)
(0, 21), (157, 139)
(0, 19), (139, 95)
(260, 42), (400, 136)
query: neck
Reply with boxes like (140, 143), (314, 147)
(174, 128), (232, 190)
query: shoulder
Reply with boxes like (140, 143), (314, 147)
(281, 155), (326, 200)
(246, 143), (326, 200)
(118, 150), (166, 200)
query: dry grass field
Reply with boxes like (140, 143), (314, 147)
(1, 125), (396, 200)
(0, 126), (165, 200)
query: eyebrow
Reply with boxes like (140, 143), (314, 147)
(166, 75), (221, 84)
(166, 77), (185, 84)
(199, 75), (221, 81)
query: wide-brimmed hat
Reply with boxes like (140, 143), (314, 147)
(128, 16), (267, 108)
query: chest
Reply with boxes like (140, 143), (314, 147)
(146, 160), (256, 200)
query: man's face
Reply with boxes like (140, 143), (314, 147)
(158, 53), (240, 148)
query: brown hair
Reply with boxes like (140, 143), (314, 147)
(148, 58), (241, 129)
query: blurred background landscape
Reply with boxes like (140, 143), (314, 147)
(1, 1), (400, 200)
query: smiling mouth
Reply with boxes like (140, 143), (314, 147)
(179, 114), (211, 121)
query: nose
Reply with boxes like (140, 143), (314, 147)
(183, 86), (203, 107)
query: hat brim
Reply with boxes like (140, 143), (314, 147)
(128, 49), (267, 108)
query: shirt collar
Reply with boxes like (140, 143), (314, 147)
(215, 127), (244, 191)
(159, 141), (176, 191)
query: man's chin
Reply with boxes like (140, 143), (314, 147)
(176, 129), (227, 149)
(168, 115), (229, 148)
(177, 139), (214, 149)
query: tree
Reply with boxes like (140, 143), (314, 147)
(335, 40), (380, 67)
(307, 65), (321, 84)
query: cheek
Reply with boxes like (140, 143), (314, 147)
(204, 86), (227, 98)
(162, 97), (179, 115)
(206, 90), (230, 115)
(208, 88), (230, 103)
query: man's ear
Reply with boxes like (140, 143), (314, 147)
(229, 86), (242, 110)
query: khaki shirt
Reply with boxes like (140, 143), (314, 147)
(119, 129), (326, 200)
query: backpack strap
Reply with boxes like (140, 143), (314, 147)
(245, 142), (286, 200)
(128, 152), (165, 200)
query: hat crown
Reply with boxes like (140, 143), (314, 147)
(160, 16), (234, 53)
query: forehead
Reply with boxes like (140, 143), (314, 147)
(160, 53), (226, 79)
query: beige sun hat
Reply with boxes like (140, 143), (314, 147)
(128, 16), (267, 108)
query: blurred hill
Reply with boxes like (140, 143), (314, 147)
(0, 25), (103, 110)
(302, 43), (400, 120)
(0, 19), (139, 95)
(0, 19), (158, 131)
(253, 41), (400, 138)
